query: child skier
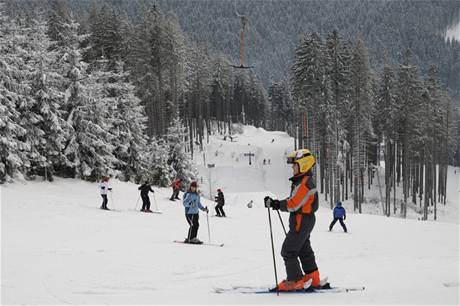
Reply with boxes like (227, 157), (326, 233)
(138, 181), (154, 212)
(264, 149), (320, 291)
(183, 181), (208, 244)
(214, 188), (226, 217)
(329, 202), (347, 232)
(99, 176), (112, 210)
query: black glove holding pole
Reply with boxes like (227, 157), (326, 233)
(264, 196), (280, 210)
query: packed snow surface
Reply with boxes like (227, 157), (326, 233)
(2, 126), (459, 304)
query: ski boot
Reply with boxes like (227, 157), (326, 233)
(270, 278), (310, 292)
(302, 270), (321, 287)
(189, 238), (203, 244)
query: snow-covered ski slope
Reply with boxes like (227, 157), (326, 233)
(2, 126), (459, 304)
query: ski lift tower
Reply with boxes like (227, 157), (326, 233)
(232, 3), (254, 69)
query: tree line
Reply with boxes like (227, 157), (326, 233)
(277, 30), (459, 219)
(0, 1), (268, 186)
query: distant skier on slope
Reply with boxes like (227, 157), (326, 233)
(329, 202), (347, 232)
(264, 149), (321, 291)
(99, 176), (112, 210)
(138, 181), (154, 212)
(170, 178), (182, 201)
(183, 181), (208, 244)
(214, 188), (226, 217)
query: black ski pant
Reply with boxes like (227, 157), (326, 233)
(141, 195), (151, 211)
(185, 213), (199, 240)
(170, 188), (180, 200)
(215, 204), (226, 216)
(101, 194), (108, 209)
(281, 213), (318, 281)
(329, 217), (347, 232)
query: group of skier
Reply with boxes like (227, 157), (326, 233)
(98, 147), (348, 292)
(98, 175), (225, 245)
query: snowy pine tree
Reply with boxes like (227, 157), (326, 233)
(165, 116), (197, 188)
(149, 138), (175, 187)
(91, 59), (150, 181)
(0, 10), (28, 182)
(56, 18), (115, 181)
(21, 17), (68, 181)
(350, 39), (374, 213)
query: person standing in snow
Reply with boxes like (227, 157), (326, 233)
(170, 178), (182, 201)
(99, 176), (112, 210)
(138, 181), (154, 212)
(329, 202), (347, 232)
(214, 188), (226, 217)
(183, 181), (208, 244)
(264, 149), (321, 291)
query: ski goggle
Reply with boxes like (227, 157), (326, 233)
(286, 152), (312, 164)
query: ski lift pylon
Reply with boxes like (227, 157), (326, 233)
(232, 2), (254, 69)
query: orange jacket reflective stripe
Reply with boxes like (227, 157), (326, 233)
(287, 176), (317, 213)
(286, 176), (317, 232)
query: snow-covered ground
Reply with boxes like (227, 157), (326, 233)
(2, 126), (459, 304)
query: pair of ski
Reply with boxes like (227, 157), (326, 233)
(214, 278), (365, 294)
(140, 210), (162, 214)
(99, 208), (162, 214)
(173, 240), (224, 247)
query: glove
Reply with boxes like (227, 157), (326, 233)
(264, 197), (280, 210)
(264, 196), (273, 208)
(270, 200), (280, 210)
(205, 206), (209, 213)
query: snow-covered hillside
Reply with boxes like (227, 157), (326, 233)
(2, 177), (459, 304)
(2, 126), (459, 304)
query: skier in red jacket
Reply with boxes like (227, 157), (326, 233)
(170, 179), (182, 201)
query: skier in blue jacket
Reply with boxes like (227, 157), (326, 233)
(183, 181), (208, 244)
(329, 202), (347, 232)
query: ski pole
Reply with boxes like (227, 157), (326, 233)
(110, 191), (116, 210)
(134, 195), (140, 210)
(206, 208), (211, 243)
(267, 201), (279, 296)
(276, 210), (287, 236)
(153, 191), (160, 212)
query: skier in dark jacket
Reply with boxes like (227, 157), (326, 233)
(264, 149), (321, 291)
(214, 188), (226, 217)
(138, 182), (154, 212)
(329, 202), (347, 232)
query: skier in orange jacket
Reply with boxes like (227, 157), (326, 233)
(264, 149), (320, 291)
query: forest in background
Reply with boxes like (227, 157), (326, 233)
(4, 0), (459, 101)
(1, 0), (459, 218)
